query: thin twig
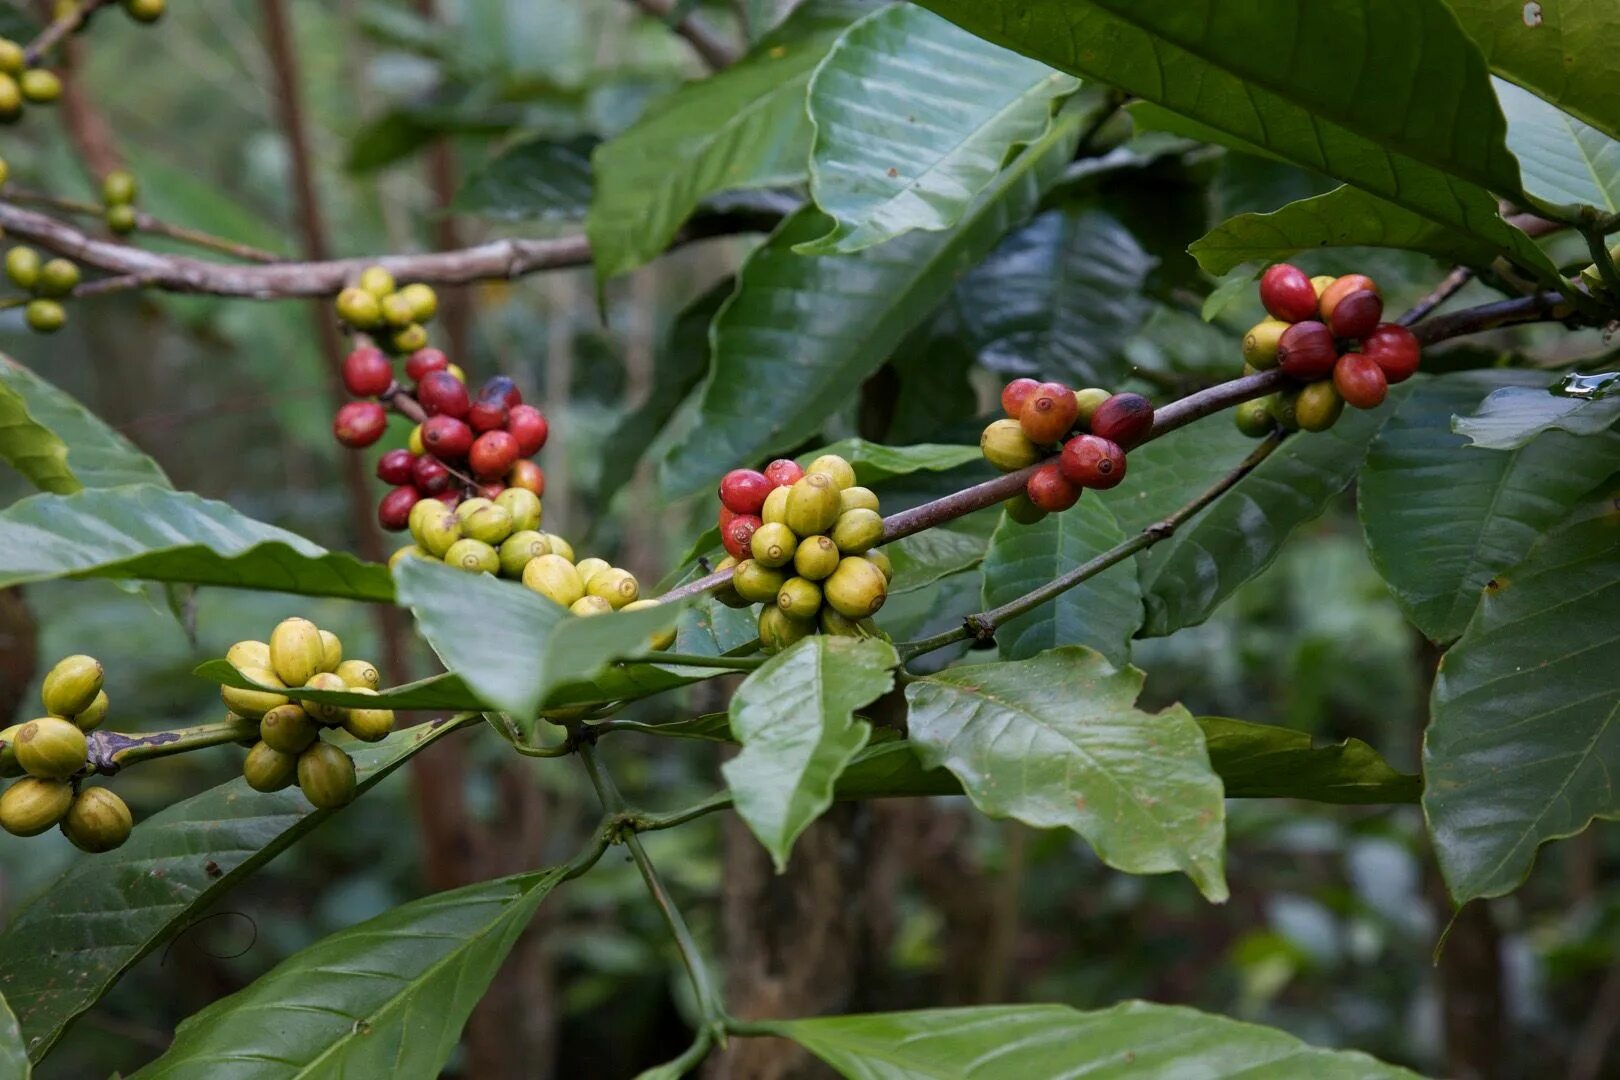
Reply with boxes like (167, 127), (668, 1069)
(24, 0), (116, 65)
(1400, 267), (1474, 326)
(5, 187), (284, 263)
(624, 0), (739, 70)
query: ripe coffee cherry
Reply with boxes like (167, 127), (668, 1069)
(61, 787), (132, 852)
(1275, 321), (1338, 380)
(421, 415), (474, 460)
(1026, 462), (1080, 512)
(479, 375), (522, 409)
(433, 490), (461, 508)
(333, 401), (387, 448)
(1333, 353), (1389, 409)
(1259, 263), (1318, 323)
(1019, 381), (1079, 445)
(981, 419), (1040, 472)
(467, 398), (508, 433)
(1242, 318), (1289, 369)
(1318, 274), (1378, 321)
(378, 486), (421, 531)
(721, 513), (762, 560)
(406, 347), (450, 383)
(469, 430), (520, 479)
(342, 346), (393, 397)
(377, 448), (416, 485)
(1327, 289), (1383, 340)
(720, 468), (772, 515)
(764, 458), (804, 488)
(1361, 323), (1421, 383)
(1295, 381), (1345, 432)
(506, 405), (549, 456)
(411, 454), (452, 494)
(1059, 435), (1126, 490)
(417, 371), (470, 418)
(1001, 377), (1042, 419)
(507, 459), (545, 496)
(1089, 393), (1155, 449)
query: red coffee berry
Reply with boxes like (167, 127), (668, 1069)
(475, 482), (507, 500)
(376, 448), (416, 485)
(1276, 321), (1338, 379)
(506, 405), (549, 456)
(719, 504), (739, 531)
(1059, 434), (1127, 490)
(421, 415), (474, 459)
(719, 468), (772, 515)
(1361, 323), (1421, 384)
(507, 459), (545, 496)
(412, 455), (452, 494)
(467, 399), (509, 434)
(1259, 263), (1319, 323)
(1318, 274), (1379, 321)
(469, 430), (520, 479)
(721, 514), (762, 560)
(1001, 377), (1042, 419)
(333, 401), (387, 448)
(417, 371), (470, 418)
(1333, 353), (1389, 409)
(1088, 393), (1155, 449)
(1327, 289), (1383, 340)
(405, 348), (450, 383)
(478, 375), (522, 409)
(377, 485), (420, 531)
(1025, 463), (1080, 512)
(342, 346), (393, 398)
(764, 458), (804, 488)
(1018, 381), (1079, 445)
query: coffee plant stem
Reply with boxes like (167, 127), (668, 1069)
(621, 790), (735, 833)
(24, 0), (117, 65)
(84, 715), (263, 773)
(638, 652), (767, 671)
(3, 187), (283, 263)
(1581, 226), (1620, 299)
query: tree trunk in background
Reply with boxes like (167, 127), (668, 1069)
(0, 588), (37, 723)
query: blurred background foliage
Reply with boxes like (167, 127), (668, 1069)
(0, 1), (1615, 1078)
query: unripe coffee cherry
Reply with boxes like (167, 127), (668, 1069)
(399, 283), (438, 322)
(1088, 393), (1154, 449)
(764, 458), (804, 488)
(758, 606), (814, 655)
(621, 599), (677, 650)
(839, 486), (879, 514)
(20, 68), (62, 103)
(36, 258), (80, 297)
(417, 506), (464, 557)
(106, 204), (137, 234)
(299, 672), (349, 725)
(25, 300), (65, 334)
(733, 559), (788, 604)
(1004, 493), (1047, 525)
(793, 535), (841, 581)
(0, 777), (72, 836)
(418, 415), (471, 460)
(0, 73), (19, 119)
(1242, 318), (1289, 369)
(0, 725), (24, 779)
(1333, 353), (1388, 409)
(1275, 321), (1338, 380)
(497, 533), (547, 579)
(5, 245), (39, 289)
(297, 742), (358, 808)
(227, 639), (271, 671)
(831, 508), (883, 554)
(389, 545), (430, 569)
(417, 371), (470, 418)
(444, 538), (500, 574)
(1059, 434), (1126, 490)
(15, 717), (86, 779)
(750, 522), (798, 568)
(358, 265), (396, 297)
(335, 287), (382, 328)
(341, 689), (394, 742)
(495, 488), (541, 532)
(334, 659), (380, 691)
(570, 595), (613, 617)
(785, 474), (841, 536)
(1019, 381), (1079, 445)
(574, 557), (611, 587)
(342, 346), (393, 397)
(980, 419), (1040, 472)
(824, 556), (888, 619)
(406, 347), (449, 383)
(124, 0), (167, 22)
(469, 430), (520, 479)
(0, 40), (21, 75)
(1001, 377), (1041, 419)
(73, 690), (109, 732)
(506, 405), (549, 456)
(260, 703), (319, 754)
(1026, 462), (1080, 512)
(710, 555), (747, 608)
(270, 617), (326, 686)
(1310, 274), (1336, 298)
(1295, 380), (1345, 432)
(334, 401), (387, 448)
(377, 449), (416, 485)
(467, 398), (508, 434)
(719, 469), (770, 515)
(407, 424), (426, 456)
(1318, 274), (1378, 321)
(1259, 263), (1318, 322)
(1270, 388), (1302, 431)
(507, 459), (546, 496)
(1327, 289), (1383, 340)
(243, 742), (297, 792)
(61, 787), (132, 852)
(1233, 398), (1276, 438)
(807, 454), (856, 491)
(777, 577), (823, 620)
(42, 654), (103, 716)
(864, 547), (892, 582)
(523, 554), (585, 608)
(587, 568), (640, 609)
(1361, 323), (1421, 383)
(721, 513), (761, 560)
(411, 455), (452, 495)
(761, 486), (790, 525)
(1073, 387), (1111, 427)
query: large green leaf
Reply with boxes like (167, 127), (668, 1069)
(132, 870), (563, 1079)
(0, 993), (25, 1080)
(452, 135), (595, 222)
(1447, 0), (1620, 144)
(0, 720), (470, 1061)
(1426, 513), (1620, 903)
(761, 1001), (1420, 1078)
(1453, 376), (1620, 450)
(1497, 78), (1620, 214)
(0, 486), (392, 600)
(1201, 716), (1419, 804)
(914, 0), (1559, 282)
(0, 356), (170, 494)
(1360, 373), (1620, 643)
(885, 522), (988, 596)
(660, 108), (1082, 495)
(800, 3), (1076, 253)
(585, 0), (868, 282)
(979, 500), (1141, 666)
(722, 637), (898, 869)
(798, 439), (981, 484)
(905, 647), (1227, 900)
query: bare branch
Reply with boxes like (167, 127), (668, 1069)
(6, 187), (284, 262)
(624, 0), (740, 71)
(24, 0), (116, 65)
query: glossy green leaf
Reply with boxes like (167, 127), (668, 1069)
(885, 523), (987, 596)
(798, 439), (981, 485)
(722, 637), (897, 869)
(1360, 372), (1620, 643)
(586, 0), (867, 282)
(1426, 513), (1620, 903)
(661, 109), (1082, 495)
(196, 661), (482, 711)
(1497, 78), (1620, 213)
(763, 1000), (1420, 1078)
(905, 647), (1227, 900)
(0, 486), (392, 600)
(914, 0), (1560, 283)
(832, 739), (961, 799)
(0, 720), (470, 1061)
(0, 356), (169, 494)
(0, 993), (25, 1080)
(132, 869), (563, 1079)
(980, 499), (1141, 666)
(1453, 375), (1620, 449)
(800, 3), (1076, 253)
(1447, 0), (1620, 143)
(453, 135), (595, 221)
(1200, 717), (1419, 804)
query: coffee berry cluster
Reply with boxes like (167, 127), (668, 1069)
(1235, 264), (1423, 436)
(333, 265), (441, 358)
(0, 654), (133, 853)
(222, 618), (392, 810)
(4, 245), (79, 334)
(709, 454), (892, 654)
(0, 37), (60, 124)
(981, 381), (1153, 524)
(101, 167), (139, 235)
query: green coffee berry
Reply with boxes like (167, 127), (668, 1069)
(819, 608), (872, 638)
(335, 659), (381, 691)
(622, 599), (677, 651)
(454, 497), (493, 520)
(444, 538), (500, 574)
(0, 777), (73, 836)
(399, 282), (437, 322)
(1234, 398), (1276, 438)
(358, 265), (396, 298)
(42, 653), (103, 716)
(830, 508), (883, 554)
(1004, 493), (1047, 525)
(25, 299), (65, 334)
(757, 605), (814, 655)
(123, 0), (166, 23)
(839, 486), (879, 514)
(495, 488), (541, 532)
(587, 568), (640, 609)
(335, 286), (382, 329)
(389, 544), (431, 569)
(784, 474), (841, 537)
(776, 577), (822, 620)
(980, 419), (1040, 472)
(260, 703), (319, 754)
(1270, 388), (1302, 432)
(498, 531), (550, 577)
(299, 672), (349, 726)
(297, 741), (357, 808)
(418, 507), (464, 557)
(269, 617), (325, 687)
(540, 533), (575, 563)
(0, 724), (22, 779)
(35, 258), (80, 297)
(222, 666), (289, 719)
(733, 559), (788, 604)
(73, 690), (109, 732)
(1073, 388), (1111, 426)
(318, 630), (343, 673)
(61, 787), (132, 852)
(750, 522), (798, 568)
(824, 556), (888, 620)
(14, 717), (85, 779)
(0, 73), (21, 119)
(1295, 381), (1345, 433)
(106, 204), (137, 234)
(712, 555), (751, 609)
(570, 595), (613, 617)
(340, 688), (393, 742)
(461, 504), (514, 545)
(244, 741), (298, 792)
(793, 535), (840, 581)
(863, 547), (892, 582)
(389, 323), (429, 354)
(19, 69), (61, 104)
(523, 553), (584, 608)
(227, 639), (271, 671)
(102, 169), (138, 206)
(761, 486), (790, 526)
(4, 245), (38, 289)
(0, 39), (23, 76)
(574, 557), (611, 587)
(379, 292), (415, 329)
(806, 453), (856, 491)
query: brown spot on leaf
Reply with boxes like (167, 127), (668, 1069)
(203, 860), (222, 879)
(886, 167), (898, 178)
